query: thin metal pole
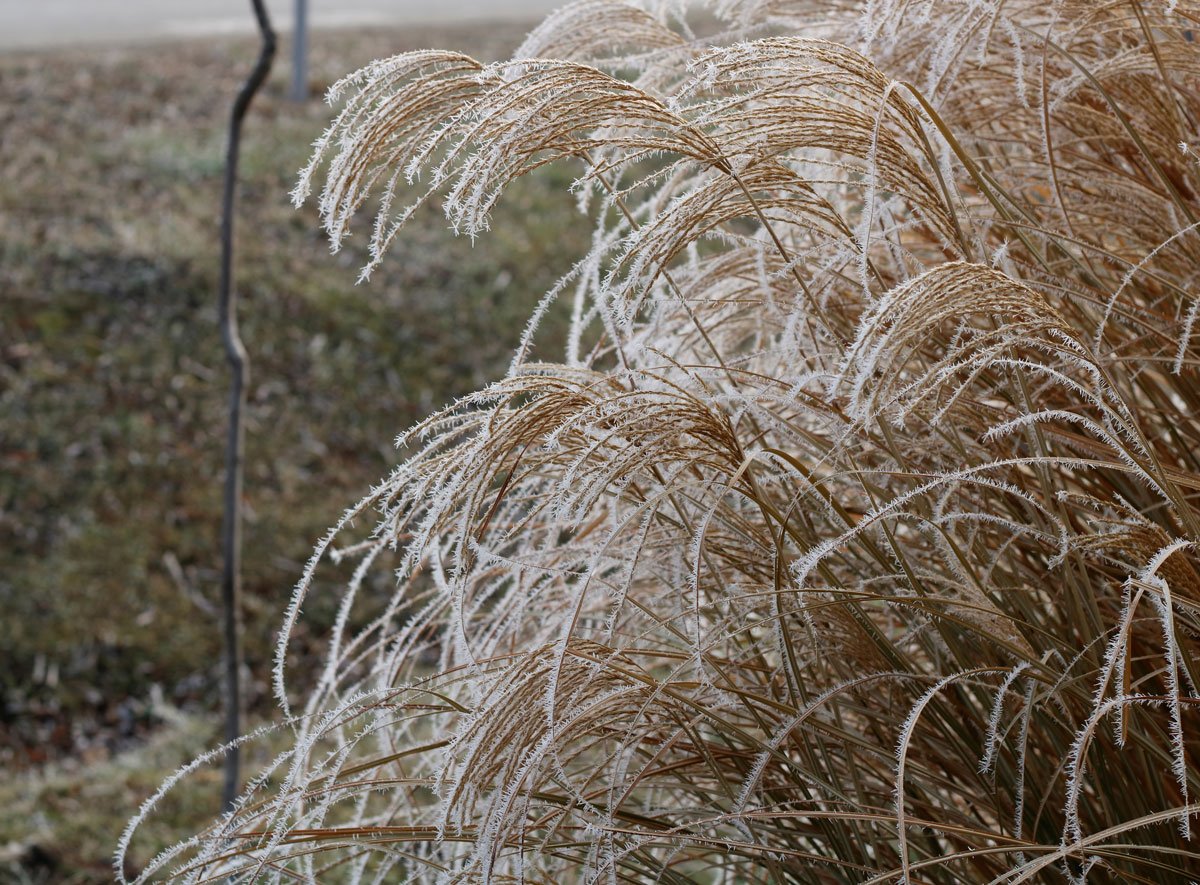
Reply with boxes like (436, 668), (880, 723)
(291, 0), (308, 102)
(219, 0), (276, 813)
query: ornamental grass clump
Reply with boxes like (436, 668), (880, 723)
(123, 1), (1200, 880)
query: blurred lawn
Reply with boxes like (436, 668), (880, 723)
(0, 20), (586, 880)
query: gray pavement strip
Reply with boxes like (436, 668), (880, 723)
(0, 1), (560, 50)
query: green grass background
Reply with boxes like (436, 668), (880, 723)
(0, 21), (584, 880)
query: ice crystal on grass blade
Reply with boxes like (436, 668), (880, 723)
(126, 1), (1200, 881)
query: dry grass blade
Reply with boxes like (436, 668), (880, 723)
(126, 1), (1200, 881)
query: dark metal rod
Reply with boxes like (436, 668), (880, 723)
(218, 0), (276, 813)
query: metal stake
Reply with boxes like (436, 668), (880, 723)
(291, 0), (308, 102)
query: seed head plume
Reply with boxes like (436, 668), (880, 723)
(127, 1), (1200, 881)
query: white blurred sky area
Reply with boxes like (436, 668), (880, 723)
(0, 0), (561, 49)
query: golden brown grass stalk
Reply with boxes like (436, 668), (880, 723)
(123, 1), (1200, 881)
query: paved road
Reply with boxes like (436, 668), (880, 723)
(0, 0), (561, 50)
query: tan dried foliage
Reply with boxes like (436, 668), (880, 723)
(127, 1), (1200, 881)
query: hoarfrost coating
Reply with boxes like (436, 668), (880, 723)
(125, 1), (1200, 881)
